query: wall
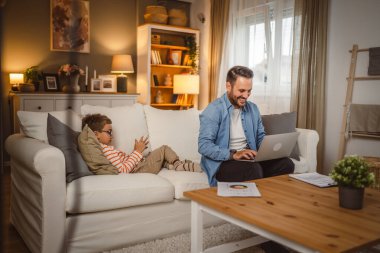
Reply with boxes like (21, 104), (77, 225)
(1, 0), (137, 162)
(324, 0), (380, 173)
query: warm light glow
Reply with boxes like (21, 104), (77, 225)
(111, 55), (134, 74)
(173, 74), (200, 94)
(9, 73), (24, 84)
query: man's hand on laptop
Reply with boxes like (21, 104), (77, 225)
(233, 149), (257, 160)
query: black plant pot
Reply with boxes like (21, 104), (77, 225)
(338, 186), (364, 210)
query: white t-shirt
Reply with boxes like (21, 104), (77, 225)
(229, 108), (247, 150)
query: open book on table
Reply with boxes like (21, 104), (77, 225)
(217, 182), (261, 197)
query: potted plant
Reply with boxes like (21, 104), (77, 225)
(25, 66), (43, 91)
(184, 36), (199, 74)
(330, 155), (375, 210)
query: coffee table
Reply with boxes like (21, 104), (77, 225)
(184, 175), (380, 253)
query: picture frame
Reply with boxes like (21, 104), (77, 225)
(90, 78), (102, 92)
(50, 0), (90, 53)
(170, 50), (182, 65)
(98, 75), (117, 92)
(43, 73), (59, 91)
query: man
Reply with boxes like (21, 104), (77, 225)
(198, 65), (294, 253)
(198, 65), (294, 186)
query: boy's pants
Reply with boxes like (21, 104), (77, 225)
(135, 145), (178, 174)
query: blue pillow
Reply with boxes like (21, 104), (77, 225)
(47, 114), (93, 182)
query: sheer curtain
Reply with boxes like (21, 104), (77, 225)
(218, 0), (294, 115)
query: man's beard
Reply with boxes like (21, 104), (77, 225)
(227, 92), (246, 108)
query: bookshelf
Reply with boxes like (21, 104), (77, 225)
(137, 24), (199, 110)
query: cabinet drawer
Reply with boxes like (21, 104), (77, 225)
(111, 99), (135, 107)
(82, 100), (110, 107)
(55, 100), (82, 113)
(24, 100), (54, 112)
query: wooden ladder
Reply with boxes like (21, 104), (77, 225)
(337, 44), (380, 159)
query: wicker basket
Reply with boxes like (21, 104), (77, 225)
(168, 8), (187, 26)
(144, 13), (168, 24)
(363, 156), (380, 191)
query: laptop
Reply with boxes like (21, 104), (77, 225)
(240, 132), (300, 162)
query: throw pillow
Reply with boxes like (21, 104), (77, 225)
(81, 103), (150, 156)
(18, 110), (82, 142)
(77, 125), (118, 175)
(143, 105), (201, 162)
(261, 112), (300, 161)
(47, 114), (93, 183)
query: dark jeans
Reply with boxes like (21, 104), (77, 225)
(215, 157), (294, 253)
(216, 157), (295, 182)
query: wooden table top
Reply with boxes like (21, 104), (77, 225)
(184, 175), (380, 253)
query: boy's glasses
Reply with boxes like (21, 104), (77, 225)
(101, 130), (112, 136)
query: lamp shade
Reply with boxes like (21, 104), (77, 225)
(173, 74), (199, 94)
(111, 54), (134, 74)
(9, 73), (24, 84)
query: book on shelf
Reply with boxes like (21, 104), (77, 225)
(171, 94), (178, 103)
(155, 50), (162, 64)
(151, 50), (157, 64)
(182, 54), (189, 66)
(153, 75), (159, 86)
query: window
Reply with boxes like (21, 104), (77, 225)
(219, 0), (294, 115)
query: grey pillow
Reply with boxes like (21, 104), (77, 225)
(261, 112), (300, 161)
(47, 114), (93, 183)
(77, 125), (118, 175)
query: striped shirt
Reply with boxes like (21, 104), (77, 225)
(100, 144), (143, 173)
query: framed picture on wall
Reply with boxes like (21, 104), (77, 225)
(98, 75), (117, 92)
(43, 73), (59, 91)
(50, 0), (90, 53)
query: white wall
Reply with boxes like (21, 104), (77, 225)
(324, 0), (380, 173)
(190, 0), (211, 109)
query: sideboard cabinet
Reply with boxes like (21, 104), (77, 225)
(10, 92), (139, 132)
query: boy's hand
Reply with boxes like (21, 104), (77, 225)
(134, 136), (149, 154)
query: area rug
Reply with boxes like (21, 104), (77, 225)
(104, 223), (264, 253)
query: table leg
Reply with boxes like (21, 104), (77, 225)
(191, 201), (203, 253)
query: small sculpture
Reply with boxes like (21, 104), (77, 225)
(164, 74), (172, 86)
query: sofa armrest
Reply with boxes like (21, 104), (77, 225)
(295, 128), (319, 173)
(5, 134), (66, 253)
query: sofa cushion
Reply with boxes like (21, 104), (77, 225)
(261, 112), (300, 161)
(78, 125), (118, 175)
(66, 173), (174, 214)
(17, 110), (82, 142)
(47, 114), (93, 182)
(143, 105), (201, 162)
(81, 104), (150, 156)
(158, 169), (209, 200)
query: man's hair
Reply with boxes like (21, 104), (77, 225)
(82, 114), (112, 132)
(226, 66), (254, 86)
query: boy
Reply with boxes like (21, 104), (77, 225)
(81, 113), (202, 174)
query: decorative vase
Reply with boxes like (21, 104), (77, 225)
(62, 74), (80, 93)
(338, 185), (364, 210)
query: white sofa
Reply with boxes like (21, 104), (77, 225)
(5, 104), (319, 253)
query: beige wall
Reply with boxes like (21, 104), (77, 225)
(324, 0), (380, 173)
(1, 0), (137, 161)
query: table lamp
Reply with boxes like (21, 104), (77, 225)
(173, 74), (199, 106)
(111, 54), (134, 92)
(9, 73), (24, 91)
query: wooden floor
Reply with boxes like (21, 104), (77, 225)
(1, 166), (30, 253)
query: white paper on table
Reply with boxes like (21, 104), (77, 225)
(289, 172), (337, 188)
(217, 182), (261, 197)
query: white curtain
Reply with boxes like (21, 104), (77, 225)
(218, 0), (294, 115)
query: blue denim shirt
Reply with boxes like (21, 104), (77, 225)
(198, 93), (265, 186)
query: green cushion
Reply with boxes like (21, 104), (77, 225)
(77, 125), (118, 175)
